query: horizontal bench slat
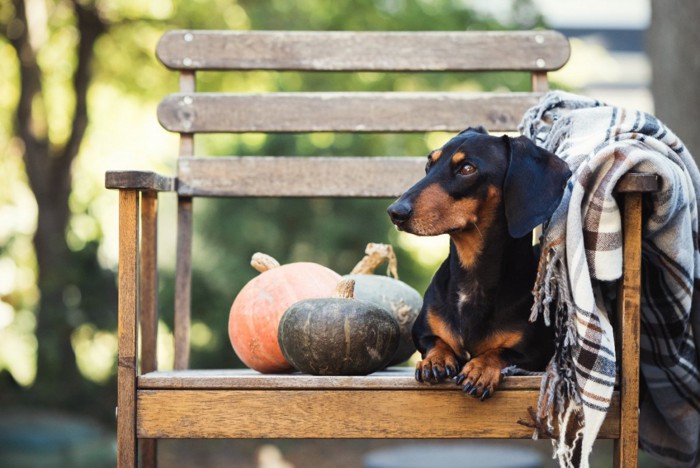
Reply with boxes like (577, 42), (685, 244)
(157, 30), (570, 72)
(158, 92), (541, 133)
(137, 388), (620, 439)
(137, 368), (542, 390)
(177, 157), (659, 198)
(177, 156), (423, 197)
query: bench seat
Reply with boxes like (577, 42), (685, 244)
(136, 368), (621, 439)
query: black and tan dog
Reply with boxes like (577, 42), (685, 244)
(387, 127), (570, 400)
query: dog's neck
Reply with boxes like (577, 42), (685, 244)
(449, 208), (534, 297)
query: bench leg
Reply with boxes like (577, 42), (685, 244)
(614, 192), (642, 467)
(173, 197), (193, 370)
(139, 190), (160, 468)
(117, 190), (139, 468)
(140, 439), (157, 468)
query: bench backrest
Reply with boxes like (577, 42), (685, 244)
(155, 30), (570, 368)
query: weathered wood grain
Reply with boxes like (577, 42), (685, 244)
(118, 191), (139, 468)
(614, 193), (643, 468)
(137, 389), (620, 439)
(140, 440), (156, 468)
(531, 71), (549, 93)
(173, 198), (193, 370)
(176, 157), (659, 199)
(105, 171), (174, 192)
(178, 71), (195, 157)
(177, 156), (424, 198)
(139, 191), (159, 375)
(172, 69), (196, 374)
(137, 368), (543, 390)
(156, 30), (570, 72)
(157, 92), (542, 133)
(614, 173), (659, 193)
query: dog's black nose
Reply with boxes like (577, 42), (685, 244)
(387, 201), (413, 224)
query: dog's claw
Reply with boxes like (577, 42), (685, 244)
(445, 366), (454, 377)
(415, 369), (422, 382)
(481, 389), (491, 401)
(468, 387), (478, 396)
(462, 382), (473, 392)
(423, 368), (431, 381)
(455, 374), (466, 385)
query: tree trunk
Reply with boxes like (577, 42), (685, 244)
(648, 0), (700, 160)
(7, 0), (109, 409)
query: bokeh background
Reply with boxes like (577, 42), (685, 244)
(0, 0), (697, 466)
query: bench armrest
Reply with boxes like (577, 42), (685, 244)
(615, 173), (659, 193)
(106, 170), (175, 192)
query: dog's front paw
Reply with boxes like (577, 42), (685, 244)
(455, 354), (504, 400)
(415, 347), (459, 383)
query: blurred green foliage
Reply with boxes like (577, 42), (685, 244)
(0, 0), (543, 418)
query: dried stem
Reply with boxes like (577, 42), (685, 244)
(251, 252), (281, 272)
(332, 279), (355, 299)
(350, 243), (399, 279)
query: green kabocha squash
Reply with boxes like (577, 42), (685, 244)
(278, 279), (400, 375)
(344, 243), (422, 366)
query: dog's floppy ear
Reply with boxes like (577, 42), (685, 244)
(458, 126), (488, 136)
(502, 135), (571, 238)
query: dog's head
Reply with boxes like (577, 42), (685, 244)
(387, 127), (571, 239)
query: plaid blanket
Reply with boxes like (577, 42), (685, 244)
(519, 91), (700, 467)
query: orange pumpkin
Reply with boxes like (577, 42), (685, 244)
(228, 253), (341, 373)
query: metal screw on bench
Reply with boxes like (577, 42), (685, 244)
(182, 33), (194, 69)
(179, 96), (193, 130)
(534, 34), (546, 69)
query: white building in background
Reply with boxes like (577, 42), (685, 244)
(472, 0), (653, 112)
(539, 0), (653, 112)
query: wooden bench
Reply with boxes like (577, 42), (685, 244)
(106, 30), (657, 467)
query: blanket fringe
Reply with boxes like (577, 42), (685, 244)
(555, 403), (585, 468)
(530, 244), (584, 465)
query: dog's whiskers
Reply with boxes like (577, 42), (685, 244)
(472, 221), (484, 240)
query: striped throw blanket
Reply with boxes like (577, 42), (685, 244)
(519, 91), (700, 467)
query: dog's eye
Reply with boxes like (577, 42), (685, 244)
(458, 163), (476, 175)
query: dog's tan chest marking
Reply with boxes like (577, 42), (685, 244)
(450, 185), (501, 269)
(474, 330), (523, 356)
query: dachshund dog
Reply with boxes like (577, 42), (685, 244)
(387, 127), (570, 399)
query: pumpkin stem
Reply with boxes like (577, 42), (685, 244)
(332, 279), (355, 299)
(350, 243), (399, 279)
(251, 253), (281, 272)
